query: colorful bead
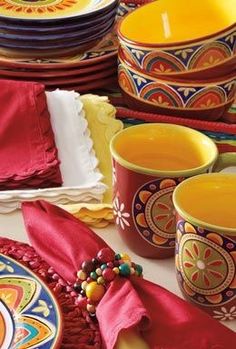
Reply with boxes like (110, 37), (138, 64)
(87, 304), (96, 313)
(97, 276), (105, 284)
(92, 257), (99, 266)
(86, 282), (105, 302)
(80, 289), (86, 297)
(120, 253), (131, 261)
(101, 263), (107, 270)
(76, 252), (143, 317)
(130, 267), (135, 275)
(73, 282), (81, 292)
(81, 281), (88, 291)
(113, 267), (120, 274)
(90, 271), (98, 280)
(82, 260), (95, 274)
(135, 264), (143, 276)
(95, 268), (102, 276)
(97, 247), (115, 263)
(119, 263), (131, 276)
(77, 270), (87, 281)
(102, 268), (116, 282)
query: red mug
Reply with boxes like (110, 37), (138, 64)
(110, 123), (226, 258)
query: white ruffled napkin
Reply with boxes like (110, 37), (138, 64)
(0, 90), (106, 213)
(46, 89), (103, 188)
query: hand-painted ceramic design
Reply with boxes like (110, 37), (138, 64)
(132, 178), (183, 248)
(0, 2), (118, 33)
(0, 300), (14, 348)
(0, 0), (116, 20)
(176, 219), (236, 320)
(119, 26), (236, 77)
(0, 20), (114, 50)
(0, 25), (118, 69)
(0, 15), (116, 42)
(0, 253), (62, 348)
(112, 158), (184, 258)
(118, 62), (236, 119)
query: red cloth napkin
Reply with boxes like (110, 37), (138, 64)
(0, 79), (62, 189)
(22, 200), (236, 349)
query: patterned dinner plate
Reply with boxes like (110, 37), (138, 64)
(0, 253), (62, 349)
(0, 28), (118, 69)
(0, 0), (117, 21)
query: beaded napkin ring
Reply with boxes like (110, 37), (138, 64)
(74, 247), (143, 315)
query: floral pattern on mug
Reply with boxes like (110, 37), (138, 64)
(113, 196), (130, 230)
(176, 218), (236, 320)
(213, 306), (236, 321)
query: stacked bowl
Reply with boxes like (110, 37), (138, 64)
(117, 0), (236, 120)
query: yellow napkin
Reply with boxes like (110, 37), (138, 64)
(61, 94), (123, 228)
(80, 94), (123, 204)
(60, 203), (114, 228)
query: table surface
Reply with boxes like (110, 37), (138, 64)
(0, 210), (235, 333)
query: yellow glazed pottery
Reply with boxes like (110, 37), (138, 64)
(110, 123), (228, 259)
(118, 0), (236, 46)
(173, 173), (236, 319)
(118, 0), (236, 78)
(118, 57), (236, 120)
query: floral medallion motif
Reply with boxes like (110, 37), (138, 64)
(0, 253), (62, 348)
(113, 196), (130, 230)
(176, 219), (236, 318)
(132, 178), (183, 248)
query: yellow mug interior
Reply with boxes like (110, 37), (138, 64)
(110, 123), (218, 177)
(173, 173), (236, 235)
(119, 0), (236, 45)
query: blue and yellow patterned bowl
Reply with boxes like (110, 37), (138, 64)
(118, 0), (236, 79)
(118, 56), (236, 120)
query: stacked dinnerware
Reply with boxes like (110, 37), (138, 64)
(0, 0), (119, 91)
(117, 0), (236, 120)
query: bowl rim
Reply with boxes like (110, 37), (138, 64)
(118, 56), (236, 85)
(173, 172), (236, 235)
(110, 123), (219, 178)
(117, 3), (236, 49)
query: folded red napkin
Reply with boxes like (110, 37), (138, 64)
(22, 201), (236, 349)
(0, 79), (62, 189)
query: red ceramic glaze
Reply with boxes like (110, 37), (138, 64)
(120, 88), (234, 121)
(112, 159), (184, 258)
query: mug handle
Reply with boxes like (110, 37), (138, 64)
(212, 152), (236, 172)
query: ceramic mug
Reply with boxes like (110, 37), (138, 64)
(173, 173), (236, 320)
(110, 123), (236, 258)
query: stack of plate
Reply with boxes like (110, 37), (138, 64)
(0, 0), (120, 91)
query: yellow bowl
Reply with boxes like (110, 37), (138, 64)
(118, 0), (236, 46)
(118, 0), (236, 77)
(118, 55), (236, 120)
